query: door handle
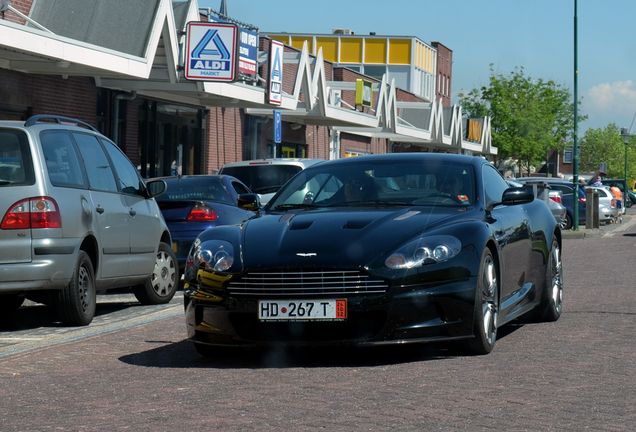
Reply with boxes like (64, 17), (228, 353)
(129, 208), (136, 216)
(96, 205), (105, 214)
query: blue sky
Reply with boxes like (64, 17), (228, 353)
(200, 0), (636, 134)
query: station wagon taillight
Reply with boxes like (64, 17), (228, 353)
(1, 197), (61, 229)
(186, 202), (217, 221)
(549, 195), (563, 204)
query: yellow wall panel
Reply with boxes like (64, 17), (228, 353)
(364, 38), (387, 64)
(316, 37), (338, 62)
(340, 38), (363, 63)
(271, 36), (290, 45)
(388, 39), (411, 64)
(291, 36), (312, 53)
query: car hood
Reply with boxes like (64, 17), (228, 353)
(241, 207), (469, 269)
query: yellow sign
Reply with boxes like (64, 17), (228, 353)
(355, 79), (373, 107)
(467, 119), (482, 142)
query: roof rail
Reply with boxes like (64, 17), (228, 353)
(24, 115), (98, 132)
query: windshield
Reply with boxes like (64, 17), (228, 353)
(268, 160), (475, 209)
(156, 177), (233, 204)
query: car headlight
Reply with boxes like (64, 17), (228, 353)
(193, 240), (234, 272)
(385, 235), (461, 269)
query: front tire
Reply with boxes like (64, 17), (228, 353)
(55, 250), (96, 326)
(134, 243), (179, 305)
(467, 248), (499, 355)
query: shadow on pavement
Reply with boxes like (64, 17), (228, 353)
(0, 299), (145, 330)
(119, 324), (522, 369)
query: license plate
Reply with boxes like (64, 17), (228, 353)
(258, 299), (347, 321)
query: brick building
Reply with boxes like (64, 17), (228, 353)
(0, 0), (494, 179)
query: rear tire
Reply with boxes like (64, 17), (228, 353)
(467, 248), (499, 355)
(559, 213), (572, 230)
(535, 237), (563, 322)
(134, 243), (179, 305)
(55, 250), (96, 326)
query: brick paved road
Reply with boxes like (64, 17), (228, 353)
(1, 219), (636, 431)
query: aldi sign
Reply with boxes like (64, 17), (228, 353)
(267, 39), (284, 105)
(185, 22), (239, 82)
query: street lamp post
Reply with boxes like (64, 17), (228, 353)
(622, 128), (630, 210)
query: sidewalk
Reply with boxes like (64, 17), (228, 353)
(561, 213), (636, 239)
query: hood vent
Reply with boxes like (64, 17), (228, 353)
(342, 219), (372, 229)
(289, 220), (314, 230)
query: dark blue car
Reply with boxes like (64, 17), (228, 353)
(154, 175), (256, 271)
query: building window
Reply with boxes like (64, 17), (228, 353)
(563, 147), (573, 164)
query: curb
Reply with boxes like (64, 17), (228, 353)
(561, 214), (636, 239)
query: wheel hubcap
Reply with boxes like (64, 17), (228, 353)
(551, 244), (563, 313)
(78, 265), (92, 313)
(152, 251), (176, 297)
(482, 255), (498, 345)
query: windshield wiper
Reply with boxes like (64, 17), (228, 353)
(333, 200), (411, 207)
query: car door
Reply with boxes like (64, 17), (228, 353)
(101, 139), (158, 277)
(74, 132), (131, 278)
(483, 166), (532, 321)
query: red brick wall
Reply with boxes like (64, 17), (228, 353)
(205, 106), (244, 173)
(432, 42), (452, 107)
(31, 75), (97, 126)
(2, 0), (32, 24)
(123, 99), (139, 165)
(0, 70), (96, 125)
(340, 133), (386, 157)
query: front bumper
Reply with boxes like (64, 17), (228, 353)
(184, 276), (477, 348)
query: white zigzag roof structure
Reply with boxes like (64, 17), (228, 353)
(0, 0), (495, 155)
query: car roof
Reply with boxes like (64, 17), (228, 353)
(220, 158), (325, 169)
(311, 152), (488, 167)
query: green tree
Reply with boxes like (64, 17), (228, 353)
(579, 124), (636, 180)
(459, 65), (585, 176)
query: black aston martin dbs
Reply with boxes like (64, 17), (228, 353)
(183, 153), (563, 356)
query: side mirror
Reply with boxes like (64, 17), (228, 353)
(146, 179), (167, 198)
(501, 187), (534, 206)
(237, 193), (261, 211)
(487, 187), (534, 211)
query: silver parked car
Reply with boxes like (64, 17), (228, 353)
(0, 115), (178, 326)
(588, 186), (619, 224)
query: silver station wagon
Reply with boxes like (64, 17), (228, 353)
(0, 115), (178, 326)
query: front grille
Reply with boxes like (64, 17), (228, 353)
(227, 269), (389, 297)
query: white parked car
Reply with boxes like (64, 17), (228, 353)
(219, 158), (325, 204)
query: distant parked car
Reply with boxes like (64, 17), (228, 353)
(0, 115), (177, 326)
(516, 178), (587, 230)
(587, 186), (619, 224)
(153, 175), (257, 272)
(591, 178), (631, 210)
(507, 179), (566, 226)
(219, 158), (325, 204)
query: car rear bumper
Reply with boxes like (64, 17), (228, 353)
(0, 241), (77, 293)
